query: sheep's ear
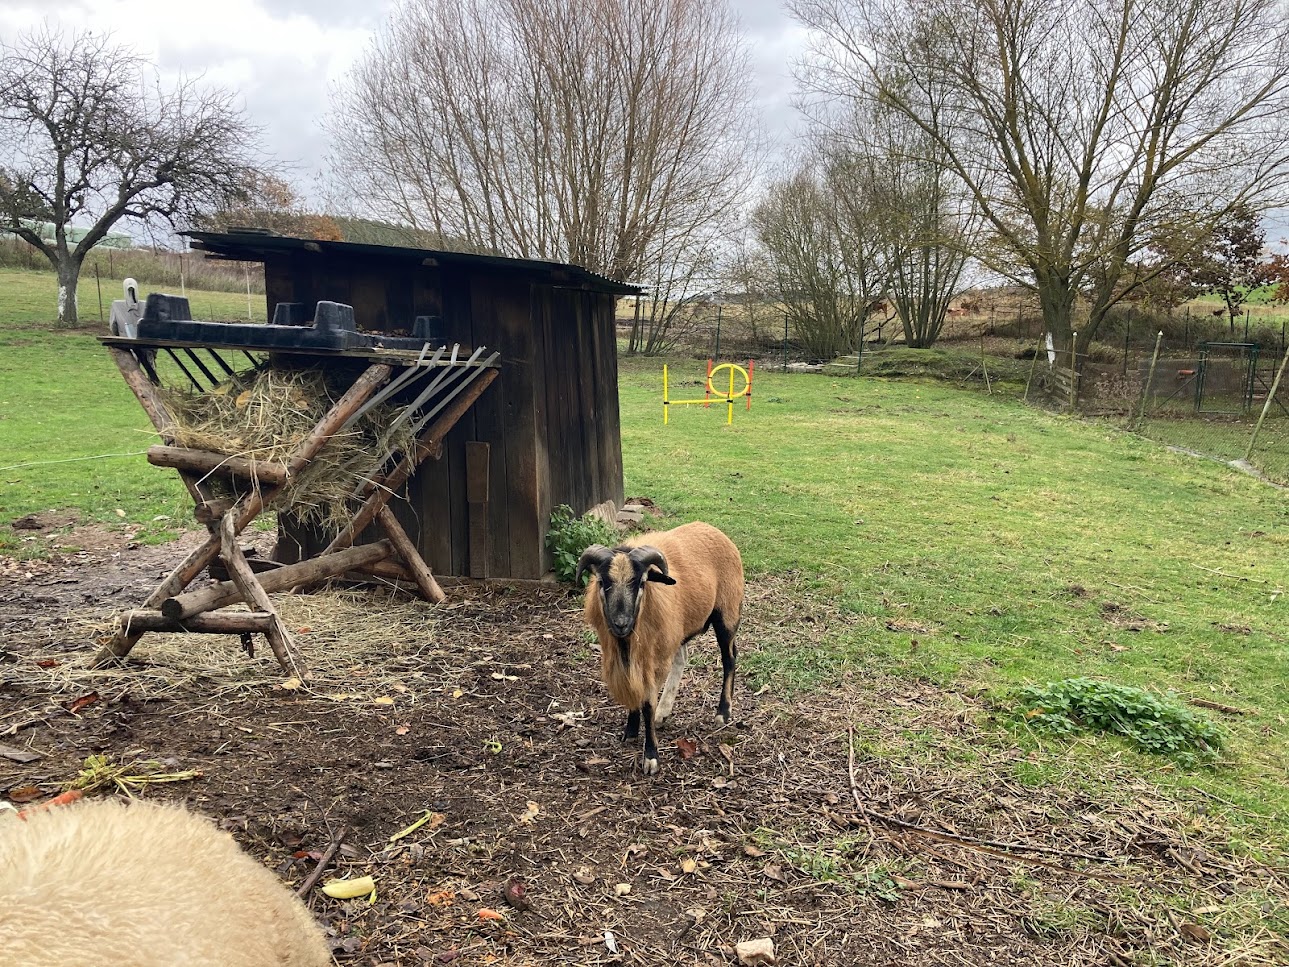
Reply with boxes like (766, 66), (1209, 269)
(575, 544), (613, 587)
(645, 566), (676, 585)
(630, 546), (674, 584)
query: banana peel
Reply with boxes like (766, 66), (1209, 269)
(321, 875), (376, 900)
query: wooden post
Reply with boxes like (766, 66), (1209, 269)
(1245, 346), (1289, 462)
(1135, 331), (1164, 430)
(218, 515), (306, 678)
(114, 610), (276, 634)
(157, 540), (394, 621)
(376, 506), (445, 603)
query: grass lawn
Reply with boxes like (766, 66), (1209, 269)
(1, 316), (1287, 860)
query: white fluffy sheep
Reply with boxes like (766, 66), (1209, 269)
(577, 521), (744, 774)
(0, 797), (331, 967)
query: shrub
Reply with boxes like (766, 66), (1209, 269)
(1016, 677), (1223, 767)
(545, 504), (620, 585)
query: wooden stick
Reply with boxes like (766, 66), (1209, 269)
(114, 610), (276, 634)
(147, 446), (289, 486)
(846, 727), (1118, 865)
(159, 540), (394, 621)
(219, 516), (306, 678)
(323, 368), (498, 555)
(295, 826), (348, 898)
(376, 506), (445, 603)
(97, 363), (393, 664)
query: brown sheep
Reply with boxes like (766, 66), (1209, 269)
(577, 521), (744, 774)
(0, 797), (331, 967)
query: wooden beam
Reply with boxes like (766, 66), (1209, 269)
(219, 516), (306, 678)
(323, 367), (499, 555)
(377, 505), (445, 603)
(147, 446), (289, 486)
(113, 610), (276, 634)
(158, 539), (394, 621)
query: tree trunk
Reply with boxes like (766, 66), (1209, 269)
(55, 256), (82, 325)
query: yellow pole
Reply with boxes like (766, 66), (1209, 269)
(663, 364), (669, 425)
(726, 364), (735, 424)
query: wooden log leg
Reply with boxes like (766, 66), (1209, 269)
(376, 506), (445, 604)
(219, 516), (307, 678)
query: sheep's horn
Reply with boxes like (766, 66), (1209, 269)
(575, 544), (614, 586)
(628, 545), (669, 578)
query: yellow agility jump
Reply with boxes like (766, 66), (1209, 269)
(663, 359), (754, 425)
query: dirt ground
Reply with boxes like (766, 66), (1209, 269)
(2, 518), (1286, 966)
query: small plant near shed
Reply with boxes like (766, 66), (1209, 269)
(1016, 678), (1223, 767)
(546, 504), (619, 585)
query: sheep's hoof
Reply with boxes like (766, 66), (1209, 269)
(642, 756), (660, 775)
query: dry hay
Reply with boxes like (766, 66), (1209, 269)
(162, 367), (415, 531)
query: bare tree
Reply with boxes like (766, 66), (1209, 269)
(328, 0), (760, 347)
(198, 173), (344, 241)
(791, 0), (1289, 354)
(0, 27), (264, 324)
(752, 160), (886, 361)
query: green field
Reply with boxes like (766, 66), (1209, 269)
(1, 280), (1287, 858)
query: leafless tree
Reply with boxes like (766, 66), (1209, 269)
(752, 159), (887, 361)
(791, 0), (1289, 353)
(328, 0), (760, 350)
(0, 27), (264, 324)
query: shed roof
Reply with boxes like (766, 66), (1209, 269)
(184, 230), (642, 297)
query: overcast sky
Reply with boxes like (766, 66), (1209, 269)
(0, 0), (810, 208)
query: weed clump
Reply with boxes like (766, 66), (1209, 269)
(1016, 677), (1222, 767)
(546, 504), (619, 585)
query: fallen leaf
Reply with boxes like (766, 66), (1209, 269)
(735, 937), (777, 965)
(277, 677), (303, 691)
(35, 659), (59, 669)
(572, 867), (596, 885)
(374, 696), (395, 706)
(476, 908), (506, 922)
(63, 692), (99, 714)
(518, 801), (540, 824)
(743, 844), (765, 857)
(114, 508), (126, 518)
(395, 724), (411, 735)
(435, 950), (460, 964)
(426, 890), (455, 906)
(1179, 923), (1213, 943)
(762, 863), (787, 883)
(656, 868), (676, 882)
(7, 785), (43, 804)
(680, 857), (698, 875)
(675, 737), (698, 759)
(614, 883), (632, 896)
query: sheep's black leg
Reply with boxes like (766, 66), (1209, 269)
(623, 708), (640, 741)
(640, 700), (660, 774)
(713, 609), (738, 725)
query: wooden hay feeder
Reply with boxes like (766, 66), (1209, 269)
(97, 231), (637, 676)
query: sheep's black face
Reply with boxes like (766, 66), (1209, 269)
(579, 545), (676, 641)
(602, 554), (648, 639)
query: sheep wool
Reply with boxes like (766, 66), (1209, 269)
(0, 798), (331, 967)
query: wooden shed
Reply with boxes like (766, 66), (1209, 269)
(187, 230), (638, 581)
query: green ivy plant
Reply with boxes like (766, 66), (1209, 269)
(546, 504), (620, 585)
(1016, 677), (1223, 767)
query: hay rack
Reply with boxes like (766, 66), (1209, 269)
(95, 294), (500, 678)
